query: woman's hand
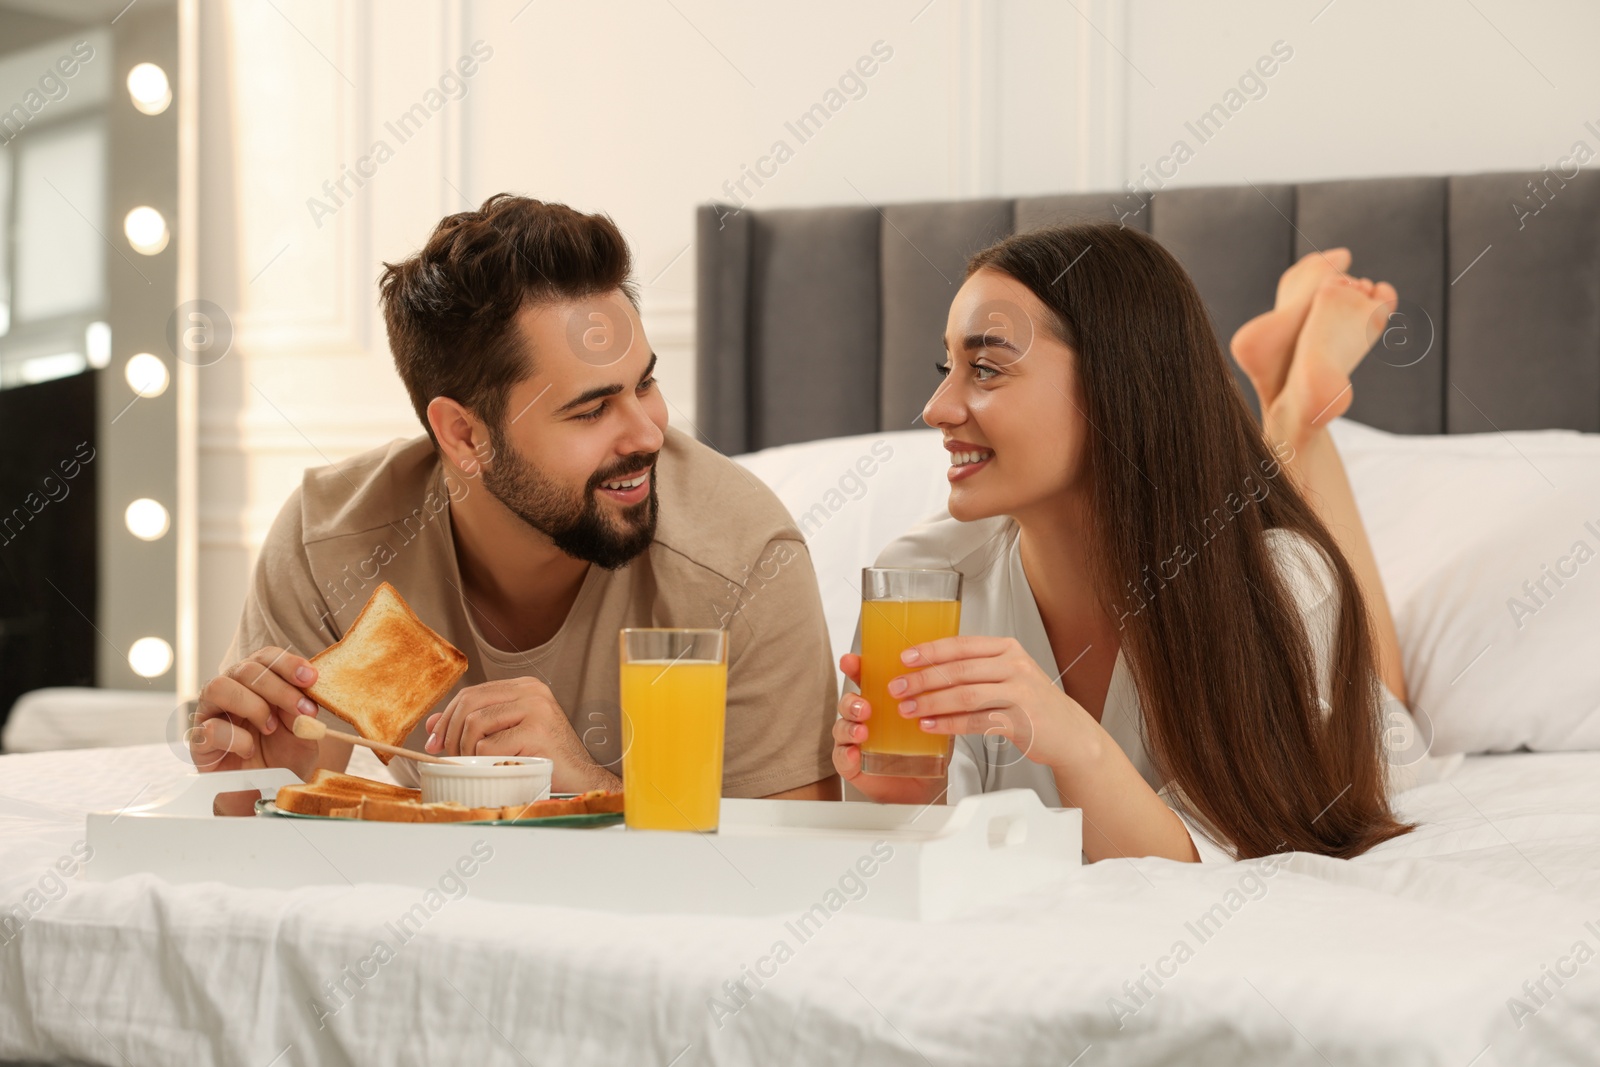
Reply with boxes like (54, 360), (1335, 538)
(892, 637), (1205, 863)
(830, 653), (947, 806)
(888, 636), (1097, 773)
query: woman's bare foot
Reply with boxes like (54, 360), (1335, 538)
(1230, 247), (1352, 410)
(1264, 275), (1398, 450)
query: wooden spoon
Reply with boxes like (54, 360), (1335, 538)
(290, 714), (450, 765)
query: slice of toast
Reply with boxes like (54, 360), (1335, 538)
(275, 770), (420, 816)
(276, 787), (384, 816)
(501, 796), (588, 820)
(304, 793), (619, 824)
(357, 797), (427, 822)
(306, 582), (468, 763)
(345, 798), (499, 823)
(420, 802), (478, 823)
(306, 768), (419, 799)
(577, 789), (625, 814)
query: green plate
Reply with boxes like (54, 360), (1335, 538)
(254, 798), (623, 828)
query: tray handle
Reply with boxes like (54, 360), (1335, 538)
(104, 768), (307, 819)
(938, 787), (1067, 850)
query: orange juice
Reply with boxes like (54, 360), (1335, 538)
(859, 598), (961, 774)
(620, 659), (727, 831)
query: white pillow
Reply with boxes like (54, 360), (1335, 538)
(1330, 418), (1600, 754)
(735, 430), (947, 672)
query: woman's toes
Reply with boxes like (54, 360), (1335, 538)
(1267, 276), (1400, 445)
(1319, 273), (1366, 299)
(1240, 250), (1355, 410)
(1277, 247), (1352, 310)
(1308, 276), (1391, 351)
(1293, 247), (1352, 281)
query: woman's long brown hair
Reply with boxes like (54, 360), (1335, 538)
(968, 223), (1412, 860)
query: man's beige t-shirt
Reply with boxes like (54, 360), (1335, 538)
(222, 425), (837, 795)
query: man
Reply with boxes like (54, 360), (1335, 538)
(190, 194), (840, 801)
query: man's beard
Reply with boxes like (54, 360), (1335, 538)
(481, 432), (659, 570)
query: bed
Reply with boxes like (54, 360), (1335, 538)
(3, 743), (1598, 1064)
(4, 171), (1600, 1066)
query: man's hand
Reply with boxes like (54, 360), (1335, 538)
(190, 647), (322, 778)
(424, 677), (617, 793)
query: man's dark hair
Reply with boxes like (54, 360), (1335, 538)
(378, 194), (638, 444)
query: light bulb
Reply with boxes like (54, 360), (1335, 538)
(124, 206), (169, 255)
(125, 498), (170, 541)
(129, 637), (174, 678)
(124, 352), (169, 397)
(127, 63), (172, 116)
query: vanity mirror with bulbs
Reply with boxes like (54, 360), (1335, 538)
(0, 0), (190, 727)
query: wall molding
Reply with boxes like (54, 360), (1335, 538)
(232, 0), (374, 358)
(1075, 0), (1129, 193)
(641, 290), (694, 350)
(951, 0), (1001, 199)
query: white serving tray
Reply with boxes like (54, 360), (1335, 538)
(84, 770), (1082, 920)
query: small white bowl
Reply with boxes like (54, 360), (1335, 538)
(419, 756), (553, 808)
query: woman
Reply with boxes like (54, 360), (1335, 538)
(831, 223), (1418, 863)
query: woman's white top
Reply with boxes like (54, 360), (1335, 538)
(858, 509), (1420, 863)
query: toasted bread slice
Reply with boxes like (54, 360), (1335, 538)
(275, 786), (337, 817)
(578, 789), (625, 814)
(419, 802), (476, 823)
(306, 582), (468, 763)
(275, 770), (420, 816)
(501, 796), (587, 820)
(305, 768), (419, 800)
(327, 804), (361, 819)
(347, 799), (488, 823)
(355, 797), (426, 823)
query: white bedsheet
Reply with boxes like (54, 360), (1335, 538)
(2, 745), (1598, 1066)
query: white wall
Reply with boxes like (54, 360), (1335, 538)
(193, 0), (1591, 685)
(1123, 0), (1600, 190)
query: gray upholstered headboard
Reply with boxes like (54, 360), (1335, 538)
(695, 172), (1600, 454)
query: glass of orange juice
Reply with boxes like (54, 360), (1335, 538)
(858, 568), (963, 777)
(619, 628), (728, 831)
